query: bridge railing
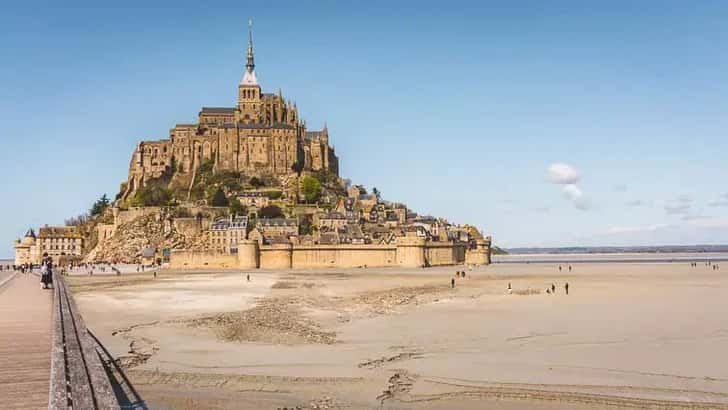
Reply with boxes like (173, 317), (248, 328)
(48, 272), (120, 410)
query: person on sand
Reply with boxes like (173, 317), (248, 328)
(559, 265), (562, 272)
(462, 271), (466, 279)
(551, 283), (556, 294)
(247, 274), (250, 282)
(508, 283), (512, 294)
(565, 282), (569, 295)
(451, 277), (455, 288)
(568, 265), (572, 272)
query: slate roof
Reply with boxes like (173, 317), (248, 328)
(238, 191), (265, 197)
(305, 131), (324, 140)
(38, 226), (81, 239)
(258, 218), (297, 227)
(200, 107), (235, 114)
(220, 122), (296, 130)
(321, 211), (347, 220)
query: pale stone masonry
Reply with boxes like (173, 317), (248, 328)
(14, 226), (84, 265)
(170, 236), (491, 270)
(121, 21), (338, 202)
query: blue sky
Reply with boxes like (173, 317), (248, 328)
(2, 1), (728, 257)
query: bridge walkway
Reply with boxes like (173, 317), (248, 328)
(0, 273), (53, 409)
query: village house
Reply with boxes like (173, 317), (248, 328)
(338, 224), (365, 244)
(208, 215), (248, 253)
(236, 191), (270, 210)
(316, 211), (351, 231)
(335, 197), (357, 219)
(33, 226), (84, 264)
(257, 218), (298, 239)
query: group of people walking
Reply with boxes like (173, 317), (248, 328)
(451, 270), (468, 288)
(690, 261), (721, 270)
(545, 282), (569, 295)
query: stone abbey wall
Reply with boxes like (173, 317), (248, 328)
(169, 238), (488, 270)
(113, 207), (162, 227)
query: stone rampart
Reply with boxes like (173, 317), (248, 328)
(289, 244), (397, 268)
(169, 249), (238, 269)
(171, 239), (481, 270)
(425, 241), (466, 266)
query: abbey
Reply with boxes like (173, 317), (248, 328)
(121, 22), (338, 201)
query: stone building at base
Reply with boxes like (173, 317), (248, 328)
(14, 226), (84, 266)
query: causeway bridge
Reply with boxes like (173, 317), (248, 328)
(0, 271), (144, 409)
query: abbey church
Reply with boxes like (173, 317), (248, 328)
(121, 22), (338, 201)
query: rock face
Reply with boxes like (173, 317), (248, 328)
(85, 209), (208, 263)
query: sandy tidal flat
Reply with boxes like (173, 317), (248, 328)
(71, 262), (728, 409)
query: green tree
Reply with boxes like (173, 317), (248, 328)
(299, 214), (315, 235)
(259, 205), (284, 219)
(249, 176), (264, 188)
(265, 190), (283, 200)
(302, 176), (322, 203)
(198, 158), (214, 175)
(372, 187), (381, 200)
(130, 185), (172, 207)
(90, 194), (110, 216)
(291, 160), (304, 175)
(168, 156), (178, 177)
(229, 199), (247, 217)
(210, 188), (229, 207)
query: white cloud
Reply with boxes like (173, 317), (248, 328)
(682, 214), (711, 221)
(547, 163), (590, 210)
(561, 184), (591, 210)
(664, 196), (691, 215)
(607, 224), (669, 234)
(625, 199), (645, 207)
(708, 193), (728, 207)
(547, 163), (580, 185)
(614, 184), (628, 192)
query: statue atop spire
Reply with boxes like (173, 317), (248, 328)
(241, 19), (258, 85)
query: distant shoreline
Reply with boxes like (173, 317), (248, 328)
(505, 245), (728, 254)
(494, 252), (728, 264)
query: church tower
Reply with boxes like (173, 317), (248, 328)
(237, 19), (262, 123)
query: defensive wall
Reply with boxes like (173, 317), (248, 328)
(170, 237), (490, 270)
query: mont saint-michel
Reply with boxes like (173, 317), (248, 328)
(4, 7), (728, 410)
(13, 23), (492, 269)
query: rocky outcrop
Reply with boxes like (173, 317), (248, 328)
(85, 209), (208, 263)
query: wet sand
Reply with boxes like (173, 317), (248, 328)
(70, 262), (728, 409)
